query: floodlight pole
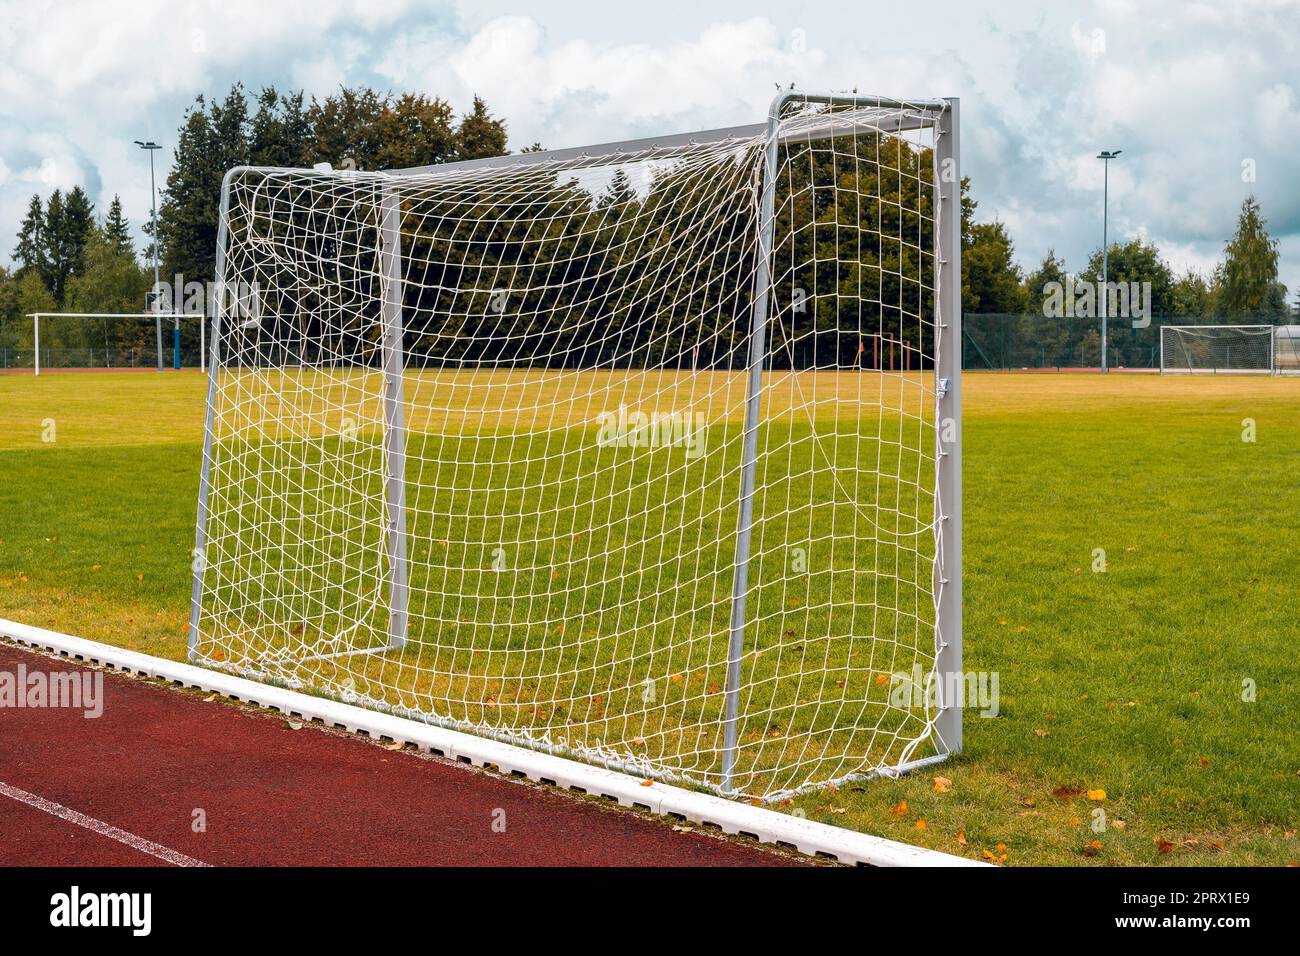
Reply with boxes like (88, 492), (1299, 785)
(135, 140), (165, 371)
(1097, 149), (1122, 373)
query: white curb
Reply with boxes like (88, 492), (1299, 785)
(0, 617), (987, 867)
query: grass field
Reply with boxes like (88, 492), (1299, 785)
(1, 369), (1297, 864)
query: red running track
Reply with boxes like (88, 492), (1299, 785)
(0, 644), (799, 867)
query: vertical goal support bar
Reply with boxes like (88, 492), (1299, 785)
(719, 94), (784, 794)
(188, 168), (239, 658)
(933, 98), (963, 756)
(379, 187), (410, 651)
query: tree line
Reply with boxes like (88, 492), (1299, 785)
(0, 81), (1294, 371)
(0, 84), (510, 367)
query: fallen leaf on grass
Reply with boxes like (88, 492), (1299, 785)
(1086, 789), (1106, 801)
(933, 775), (952, 793)
(956, 831), (968, 846)
(888, 799), (908, 816)
(284, 720), (303, 730)
(1155, 838), (1176, 855)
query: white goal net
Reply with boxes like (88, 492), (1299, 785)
(189, 91), (963, 799)
(1159, 324), (1275, 375)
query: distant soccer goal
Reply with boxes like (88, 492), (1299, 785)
(1274, 325), (1300, 375)
(23, 313), (207, 375)
(1159, 324), (1275, 375)
(188, 90), (963, 800)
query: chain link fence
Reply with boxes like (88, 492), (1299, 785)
(962, 314), (1296, 371)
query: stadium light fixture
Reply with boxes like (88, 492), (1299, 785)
(1097, 149), (1122, 373)
(134, 140), (166, 371)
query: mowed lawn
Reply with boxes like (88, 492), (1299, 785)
(0, 369), (1296, 865)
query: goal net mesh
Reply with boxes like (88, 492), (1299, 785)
(192, 96), (952, 799)
(1160, 325), (1274, 374)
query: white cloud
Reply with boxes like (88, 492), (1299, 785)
(1, 0), (1299, 296)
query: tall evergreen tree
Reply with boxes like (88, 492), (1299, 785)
(102, 195), (134, 258)
(158, 96), (220, 285)
(456, 96), (509, 161)
(1218, 195), (1280, 319)
(248, 86), (313, 168)
(13, 195), (46, 279)
(41, 186), (96, 303)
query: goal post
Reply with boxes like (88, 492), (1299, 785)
(189, 90), (962, 800)
(1159, 324), (1275, 375)
(25, 312), (207, 375)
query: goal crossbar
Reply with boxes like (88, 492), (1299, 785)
(384, 98), (946, 179)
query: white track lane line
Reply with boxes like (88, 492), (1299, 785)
(0, 781), (209, 867)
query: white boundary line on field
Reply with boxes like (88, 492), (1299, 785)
(0, 781), (209, 867)
(0, 618), (986, 868)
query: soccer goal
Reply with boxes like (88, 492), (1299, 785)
(1274, 325), (1300, 375)
(188, 90), (963, 800)
(1159, 324), (1275, 375)
(24, 313), (207, 375)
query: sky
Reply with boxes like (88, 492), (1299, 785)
(1, 0), (1298, 294)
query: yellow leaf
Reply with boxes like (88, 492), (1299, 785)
(874, 673), (889, 686)
(933, 775), (952, 793)
(956, 831), (968, 846)
(1086, 789), (1106, 801)
(888, 799), (908, 817)
(916, 819), (927, 830)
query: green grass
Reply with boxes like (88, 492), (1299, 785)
(0, 369), (1297, 864)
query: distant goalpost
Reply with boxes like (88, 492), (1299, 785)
(188, 90), (963, 800)
(1159, 324), (1275, 375)
(26, 312), (207, 375)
